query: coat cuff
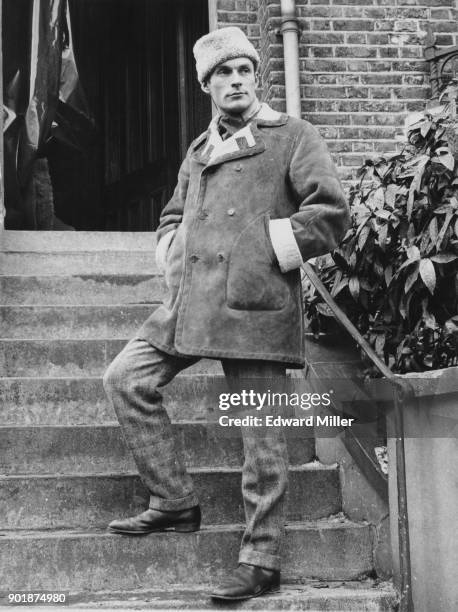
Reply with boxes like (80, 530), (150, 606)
(155, 229), (176, 273)
(268, 219), (303, 273)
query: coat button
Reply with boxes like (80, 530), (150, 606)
(217, 253), (225, 262)
(227, 208), (235, 216)
(189, 254), (199, 263)
(235, 164), (242, 172)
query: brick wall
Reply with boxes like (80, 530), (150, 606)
(215, 1), (261, 45)
(215, 0), (458, 182)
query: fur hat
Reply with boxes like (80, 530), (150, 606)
(193, 27), (260, 84)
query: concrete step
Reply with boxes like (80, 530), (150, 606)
(0, 522), (375, 590)
(0, 305), (158, 339)
(66, 583), (398, 611)
(0, 424), (315, 473)
(0, 375), (230, 425)
(0, 373), (311, 426)
(0, 465), (340, 529)
(0, 275), (166, 306)
(0, 251), (158, 275)
(0, 340), (224, 377)
(1, 231), (157, 252)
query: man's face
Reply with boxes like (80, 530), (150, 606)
(202, 57), (258, 116)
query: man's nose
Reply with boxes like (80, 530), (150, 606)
(230, 71), (242, 86)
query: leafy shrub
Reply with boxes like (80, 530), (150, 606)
(305, 107), (458, 374)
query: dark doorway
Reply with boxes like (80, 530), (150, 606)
(48, 0), (211, 230)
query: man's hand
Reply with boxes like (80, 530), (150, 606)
(155, 230), (176, 274)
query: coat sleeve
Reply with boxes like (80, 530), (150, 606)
(155, 147), (192, 272)
(268, 120), (350, 273)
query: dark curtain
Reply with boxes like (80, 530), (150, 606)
(3, 0), (67, 228)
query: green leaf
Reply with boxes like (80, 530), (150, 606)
(429, 217), (439, 242)
(375, 334), (386, 357)
(402, 153), (429, 170)
(407, 223), (416, 242)
(378, 224), (389, 250)
(352, 204), (371, 220)
(391, 215), (400, 229)
(406, 245), (421, 260)
(384, 264), (393, 286)
(430, 253), (458, 263)
(349, 276), (360, 301)
(374, 161), (391, 180)
(399, 292), (413, 319)
(444, 316), (458, 334)
(358, 225), (371, 250)
(405, 262), (420, 293)
(375, 209), (391, 220)
(436, 127), (446, 139)
(432, 147), (455, 172)
(367, 187), (385, 210)
(332, 251), (349, 271)
(419, 228), (430, 253)
(385, 184), (399, 209)
(434, 204), (451, 214)
(419, 258), (436, 294)
(421, 308), (438, 330)
(395, 256), (418, 278)
(420, 120), (432, 137)
(316, 303), (334, 317)
(333, 279), (349, 297)
(374, 261), (384, 278)
(407, 115), (429, 132)
(406, 157), (428, 220)
(331, 269), (343, 297)
(436, 210), (454, 249)
(407, 186), (415, 221)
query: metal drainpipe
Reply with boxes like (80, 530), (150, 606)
(280, 0), (301, 119)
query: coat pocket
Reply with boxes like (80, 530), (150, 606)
(226, 213), (289, 311)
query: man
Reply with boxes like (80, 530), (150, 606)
(104, 26), (349, 601)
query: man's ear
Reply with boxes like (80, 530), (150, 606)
(201, 81), (210, 94)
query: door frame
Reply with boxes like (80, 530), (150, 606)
(208, 0), (217, 32)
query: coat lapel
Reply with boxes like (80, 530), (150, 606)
(193, 120), (264, 168)
(191, 103), (288, 168)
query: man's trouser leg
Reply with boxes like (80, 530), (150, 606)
(222, 360), (289, 572)
(103, 338), (199, 511)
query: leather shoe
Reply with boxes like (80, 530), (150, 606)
(210, 563), (280, 601)
(108, 505), (201, 535)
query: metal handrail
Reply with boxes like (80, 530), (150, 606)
(424, 25), (458, 101)
(302, 261), (414, 612)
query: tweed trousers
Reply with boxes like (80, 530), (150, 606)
(103, 337), (289, 571)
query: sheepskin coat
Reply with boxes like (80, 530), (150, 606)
(137, 103), (349, 367)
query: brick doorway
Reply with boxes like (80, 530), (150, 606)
(2, 0), (211, 231)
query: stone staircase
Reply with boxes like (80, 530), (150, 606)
(0, 231), (397, 610)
